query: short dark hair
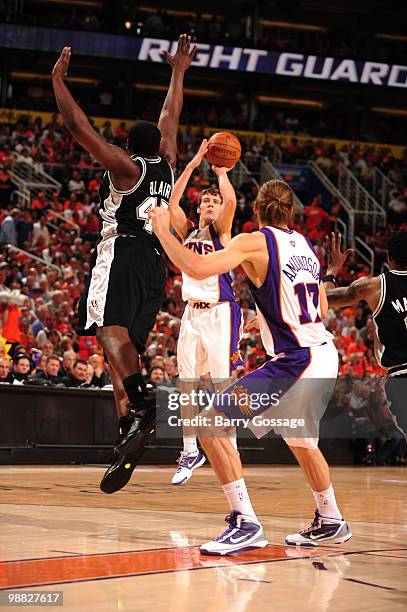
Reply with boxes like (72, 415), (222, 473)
(46, 354), (61, 364)
(73, 359), (88, 369)
(388, 231), (407, 268)
(149, 366), (164, 375)
(13, 354), (30, 366)
(127, 121), (161, 157)
(198, 187), (223, 206)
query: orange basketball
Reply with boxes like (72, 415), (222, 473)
(206, 132), (241, 168)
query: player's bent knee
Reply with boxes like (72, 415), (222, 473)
(284, 437), (319, 450)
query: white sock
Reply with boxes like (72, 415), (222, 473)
(183, 436), (198, 454)
(312, 484), (342, 520)
(222, 479), (257, 520)
(230, 435), (238, 451)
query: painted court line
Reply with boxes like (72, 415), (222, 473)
(0, 545), (336, 590)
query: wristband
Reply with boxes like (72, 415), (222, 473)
(323, 274), (337, 286)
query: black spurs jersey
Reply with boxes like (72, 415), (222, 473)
(372, 269), (407, 372)
(98, 154), (174, 251)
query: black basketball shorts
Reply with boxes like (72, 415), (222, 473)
(77, 235), (166, 353)
(384, 374), (407, 438)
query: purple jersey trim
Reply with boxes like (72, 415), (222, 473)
(304, 236), (322, 283)
(214, 347), (311, 418)
(229, 301), (245, 374)
(247, 227), (300, 353)
(271, 225), (294, 234)
(209, 223), (236, 303)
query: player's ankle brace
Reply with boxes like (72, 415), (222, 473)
(123, 373), (147, 405)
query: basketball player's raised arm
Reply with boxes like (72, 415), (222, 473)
(326, 277), (380, 310)
(150, 207), (256, 278)
(323, 232), (380, 310)
(212, 166), (237, 237)
(158, 34), (197, 168)
(168, 140), (208, 240)
(51, 48), (137, 184)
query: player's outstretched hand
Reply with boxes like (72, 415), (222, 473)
(188, 140), (208, 170)
(162, 34), (197, 72)
(52, 47), (71, 79)
(149, 206), (171, 237)
(325, 232), (353, 276)
(244, 316), (260, 334)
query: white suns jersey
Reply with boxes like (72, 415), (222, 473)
(182, 223), (236, 303)
(248, 226), (333, 356)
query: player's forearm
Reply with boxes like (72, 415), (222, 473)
(52, 76), (90, 135)
(169, 163), (194, 209)
(157, 228), (201, 277)
(217, 172), (236, 209)
(158, 68), (185, 138)
(326, 286), (359, 307)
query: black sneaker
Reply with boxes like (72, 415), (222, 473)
(285, 509), (352, 547)
(100, 399), (156, 494)
(100, 452), (140, 494)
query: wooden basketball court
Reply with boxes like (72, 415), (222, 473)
(1, 465), (406, 610)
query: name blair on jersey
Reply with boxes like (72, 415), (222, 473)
(149, 180), (171, 200)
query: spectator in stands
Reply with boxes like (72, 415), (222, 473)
(31, 304), (49, 336)
(148, 366), (166, 387)
(88, 170), (102, 194)
(58, 349), (77, 378)
(46, 290), (65, 316)
(0, 357), (18, 384)
(303, 195), (329, 240)
(0, 209), (20, 246)
(0, 166), (13, 207)
(31, 192), (49, 215)
(16, 211), (33, 249)
(31, 217), (50, 249)
(68, 170), (86, 194)
(388, 193), (407, 225)
(58, 358), (89, 388)
(164, 356), (178, 385)
(12, 354), (32, 382)
(32, 354), (61, 384)
(88, 353), (110, 387)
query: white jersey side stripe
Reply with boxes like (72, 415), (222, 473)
(108, 157), (147, 195)
(85, 236), (118, 329)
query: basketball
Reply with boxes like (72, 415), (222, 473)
(206, 132), (241, 168)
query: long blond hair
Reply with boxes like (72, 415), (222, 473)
(256, 179), (294, 226)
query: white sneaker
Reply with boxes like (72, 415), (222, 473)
(285, 509), (352, 547)
(171, 450), (206, 485)
(200, 511), (268, 556)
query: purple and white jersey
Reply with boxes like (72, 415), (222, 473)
(182, 223), (235, 303)
(248, 226), (333, 356)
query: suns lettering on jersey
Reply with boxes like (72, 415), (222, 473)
(185, 241), (214, 255)
(181, 224), (235, 303)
